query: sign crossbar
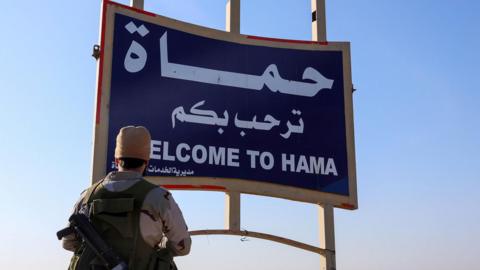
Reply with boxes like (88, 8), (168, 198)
(190, 229), (333, 256)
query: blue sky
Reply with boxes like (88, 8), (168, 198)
(0, 0), (479, 269)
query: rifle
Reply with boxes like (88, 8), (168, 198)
(57, 213), (128, 270)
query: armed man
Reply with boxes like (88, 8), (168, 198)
(60, 126), (191, 270)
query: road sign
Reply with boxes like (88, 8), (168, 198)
(92, 2), (357, 209)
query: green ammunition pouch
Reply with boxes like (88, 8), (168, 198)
(69, 179), (177, 270)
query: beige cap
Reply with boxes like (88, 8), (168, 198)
(114, 126), (151, 161)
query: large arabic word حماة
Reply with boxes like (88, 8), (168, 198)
(159, 32), (334, 97)
(171, 100), (304, 139)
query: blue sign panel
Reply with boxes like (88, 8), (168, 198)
(107, 13), (350, 196)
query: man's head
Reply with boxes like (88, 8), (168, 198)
(114, 126), (151, 172)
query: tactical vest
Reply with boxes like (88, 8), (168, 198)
(69, 179), (177, 270)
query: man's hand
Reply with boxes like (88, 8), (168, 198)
(62, 233), (81, 252)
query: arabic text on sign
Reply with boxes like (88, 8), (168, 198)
(159, 32), (334, 97)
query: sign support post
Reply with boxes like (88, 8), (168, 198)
(319, 204), (336, 270)
(311, 0), (327, 42)
(312, 1), (336, 270)
(225, 191), (241, 230)
(130, 0), (144, 10)
(226, 0), (240, 34)
(225, 0), (241, 232)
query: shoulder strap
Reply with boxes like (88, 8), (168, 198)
(128, 180), (158, 269)
(130, 180), (158, 206)
(81, 179), (105, 208)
